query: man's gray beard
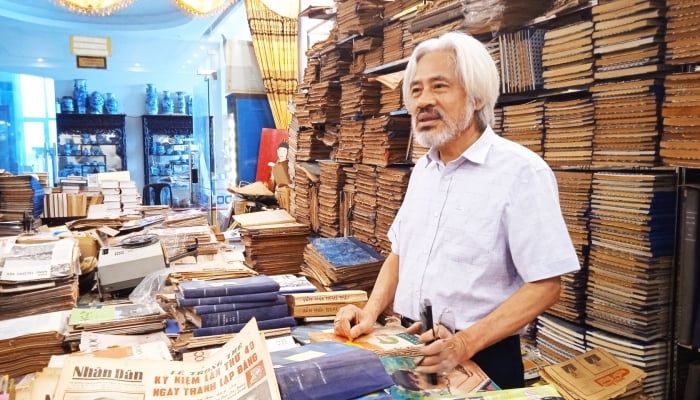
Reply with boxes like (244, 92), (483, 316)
(413, 105), (473, 149)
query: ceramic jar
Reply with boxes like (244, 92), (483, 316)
(162, 90), (174, 114)
(104, 93), (119, 114)
(73, 78), (88, 114)
(175, 91), (186, 114)
(89, 91), (104, 114)
(145, 84), (158, 115)
(60, 96), (74, 113)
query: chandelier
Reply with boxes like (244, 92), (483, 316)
(54, 0), (236, 17)
(54, 0), (135, 16)
(174, 0), (237, 17)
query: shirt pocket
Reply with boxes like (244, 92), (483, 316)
(439, 191), (500, 266)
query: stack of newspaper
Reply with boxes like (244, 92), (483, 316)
(540, 347), (647, 399)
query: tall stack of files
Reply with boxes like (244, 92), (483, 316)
(542, 21), (594, 90)
(336, 0), (384, 37)
(0, 238), (80, 321)
(0, 310), (68, 378)
(497, 28), (546, 94)
(590, 78), (663, 168)
(536, 312), (587, 365)
(295, 126), (331, 161)
(340, 165), (357, 238)
(665, 0), (700, 65)
(550, 171), (593, 323)
(411, 17), (464, 48)
(308, 81), (342, 125)
(176, 275), (296, 337)
(362, 114), (412, 166)
(375, 166), (411, 254)
(291, 88), (310, 128)
(410, 0), (463, 45)
(585, 327), (668, 398)
(234, 210), (311, 275)
(660, 71), (700, 167)
(351, 36), (381, 73)
(502, 100), (545, 156)
(351, 164), (379, 247)
(319, 45), (353, 82)
(585, 173), (675, 361)
(336, 119), (364, 163)
(300, 236), (385, 293)
(0, 174), (44, 220)
(383, 20), (404, 64)
(543, 97), (595, 168)
(340, 74), (382, 119)
(292, 162), (320, 232)
(318, 160), (346, 238)
(591, 0), (666, 80)
(378, 74), (403, 114)
(65, 302), (168, 342)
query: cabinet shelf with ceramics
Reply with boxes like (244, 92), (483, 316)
(142, 114), (194, 207)
(55, 113), (126, 179)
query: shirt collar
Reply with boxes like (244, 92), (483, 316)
(425, 125), (496, 166)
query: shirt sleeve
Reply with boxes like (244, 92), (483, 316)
(504, 165), (581, 282)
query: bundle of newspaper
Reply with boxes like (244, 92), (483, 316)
(540, 347), (647, 400)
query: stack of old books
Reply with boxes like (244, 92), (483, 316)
(318, 161), (346, 238)
(350, 164), (378, 246)
(0, 238), (80, 322)
(591, 0), (665, 80)
(541, 348), (646, 399)
(65, 302), (168, 342)
(660, 71), (700, 167)
(309, 81), (342, 125)
(536, 312), (587, 365)
(375, 166), (411, 254)
(0, 311), (68, 379)
(542, 21), (594, 90)
(362, 114), (412, 166)
(176, 275), (296, 337)
(340, 74), (382, 119)
(300, 236), (385, 293)
(543, 98), (595, 168)
(666, 0), (700, 65)
(502, 100), (545, 155)
(284, 289), (367, 322)
(234, 209), (310, 275)
(0, 174), (44, 222)
(292, 162), (320, 231)
(336, 119), (364, 163)
(335, 0), (384, 37)
(591, 78), (662, 168)
(550, 171), (593, 323)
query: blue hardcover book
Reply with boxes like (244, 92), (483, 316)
(192, 303), (290, 328)
(271, 341), (394, 400)
(178, 275), (280, 298)
(190, 295), (287, 315)
(310, 236), (384, 267)
(175, 290), (281, 307)
(193, 316), (297, 337)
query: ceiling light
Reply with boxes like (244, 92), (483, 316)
(174, 0), (236, 17)
(54, 0), (136, 16)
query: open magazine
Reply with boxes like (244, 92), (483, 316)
(52, 318), (281, 400)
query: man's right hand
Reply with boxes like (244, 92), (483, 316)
(333, 304), (375, 340)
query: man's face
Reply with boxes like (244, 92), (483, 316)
(407, 49), (472, 149)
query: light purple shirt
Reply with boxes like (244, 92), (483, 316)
(388, 126), (580, 331)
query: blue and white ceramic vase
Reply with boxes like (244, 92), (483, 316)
(104, 92), (119, 114)
(88, 91), (104, 114)
(162, 90), (174, 114)
(73, 78), (88, 114)
(145, 84), (158, 115)
(60, 96), (74, 113)
(186, 94), (193, 115)
(175, 91), (186, 114)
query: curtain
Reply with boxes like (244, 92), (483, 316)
(244, 0), (298, 129)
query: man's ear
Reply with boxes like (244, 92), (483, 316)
(474, 99), (485, 111)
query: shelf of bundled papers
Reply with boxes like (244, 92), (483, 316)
(498, 86), (590, 104)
